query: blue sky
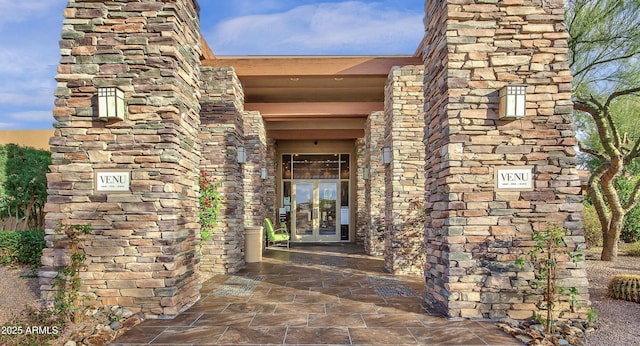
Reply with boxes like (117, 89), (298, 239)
(0, 1), (424, 130)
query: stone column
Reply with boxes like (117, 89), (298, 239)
(383, 66), (426, 275)
(243, 111), (267, 228)
(364, 111), (386, 256)
(355, 138), (367, 244)
(43, 0), (202, 318)
(422, 0), (455, 318)
(421, 0), (588, 319)
(265, 138), (278, 221)
(199, 67), (245, 276)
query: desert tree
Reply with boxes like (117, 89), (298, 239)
(567, 0), (640, 260)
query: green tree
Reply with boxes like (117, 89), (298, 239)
(567, 0), (640, 260)
(0, 144), (51, 230)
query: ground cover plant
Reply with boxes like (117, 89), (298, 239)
(0, 229), (45, 267)
(0, 224), (89, 345)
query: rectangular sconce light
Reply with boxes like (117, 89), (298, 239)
(237, 146), (246, 164)
(382, 147), (392, 164)
(363, 167), (370, 180)
(261, 167), (268, 180)
(97, 87), (126, 121)
(499, 84), (526, 119)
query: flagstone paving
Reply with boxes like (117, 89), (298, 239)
(112, 244), (521, 345)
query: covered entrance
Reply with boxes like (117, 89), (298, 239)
(281, 153), (351, 242)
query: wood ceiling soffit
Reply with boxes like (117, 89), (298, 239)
(267, 129), (364, 140)
(202, 56), (422, 76)
(246, 102), (382, 117)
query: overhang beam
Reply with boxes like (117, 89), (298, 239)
(246, 102), (382, 118)
(203, 56), (422, 76)
(267, 129), (364, 140)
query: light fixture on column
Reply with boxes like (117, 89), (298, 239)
(499, 84), (527, 119)
(237, 146), (246, 163)
(97, 87), (126, 121)
(363, 167), (370, 180)
(382, 147), (392, 164)
(261, 167), (268, 180)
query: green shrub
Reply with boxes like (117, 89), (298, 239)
(624, 242), (640, 257)
(0, 231), (19, 265)
(582, 203), (602, 247)
(0, 144), (51, 230)
(0, 229), (45, 266)
(613, 176), (640, 243)
(622, 206), (640, 243)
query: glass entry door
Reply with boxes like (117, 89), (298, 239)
(281, 153), (350, 242)
(292, 181), (339, 242)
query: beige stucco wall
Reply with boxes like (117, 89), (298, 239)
(0, 130), (54, 150)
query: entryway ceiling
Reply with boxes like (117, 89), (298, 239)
(201, 41), (422, 140)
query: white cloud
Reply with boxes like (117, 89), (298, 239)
(0, 0), (63, 130)
(0, 0), (62, 26)
(0, 88), (54, 108)
(225, 0), (291, 15)
(207, 1), (423, 55)
(0, 47), (56, 76)
(7, 111), (53, 122)
(0, 111), (53, 130)
(0, 122), (16, 130)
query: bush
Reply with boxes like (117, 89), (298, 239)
(614, 176), (640, 243)
(0, 229), (45, 266)
(583, 203), (602, 247)
(0, 144), (51, 230)
(622, 206), (640, 243)
(624, 242), (640, 257)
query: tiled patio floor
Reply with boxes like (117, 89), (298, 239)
(112, 244), (521, 345)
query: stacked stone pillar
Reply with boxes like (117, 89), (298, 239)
(243, 111), (267, 228)
(421, 0), (589, 319)
(265, 138), (278, 220)
(42, 0), (203, 318)
(364, 111), (386, 256)
(383, 66), (426, 275)
(355, 138), (367, 244)
(199, 67), (245, 276)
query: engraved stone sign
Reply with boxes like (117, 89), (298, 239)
(495, 166), (533, 190)
(95, 170), (130, 192)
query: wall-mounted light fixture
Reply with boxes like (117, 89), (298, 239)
(363, 167), (370, 180)
(499, 84), (527, 119)
(261, 167), (268, 180)
(237, 146), (246, 164)
(382, 147), (392, 164)
(97, 87), (126, 121)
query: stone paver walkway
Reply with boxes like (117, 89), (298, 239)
(112, 244), (520, 345)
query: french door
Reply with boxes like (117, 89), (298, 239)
(292, 181), (340, 242)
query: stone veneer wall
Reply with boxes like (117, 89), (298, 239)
(421, 0), (588, 319)
(243, 111), (267, 229)
(364, 111), (385, 256)
(42, 0), (203, 317)
(355, 138), (366, 244)
(199, 67), (245, 276)
(383, 66), (426, 275)
(265, 138), (277, 221)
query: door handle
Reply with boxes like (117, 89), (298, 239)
(312, 208), (319, 220)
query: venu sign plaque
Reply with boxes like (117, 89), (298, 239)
(495, 166), (533, 191)
(95, 170), (131, 193)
